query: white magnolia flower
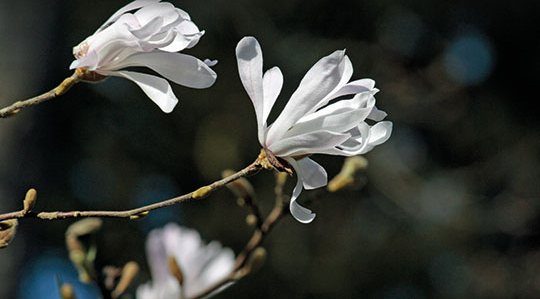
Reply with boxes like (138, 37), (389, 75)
(70, 0), (217, 113)
(236, 36), (392, 223)
(137, 223), (235, 299)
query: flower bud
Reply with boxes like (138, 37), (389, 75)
(23, 188), (37, 214)
(245, 214), (258, 227)
(328, 156), (368, 192)
(112, 261), (139, 298)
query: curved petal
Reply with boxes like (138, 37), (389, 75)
(99, 0), (160, 32)
(367, 105), (388, 121)
(284, 157), (316, 224)
(262, 66), (283, 124)
(69, 50), (99, 69)
(134, 2), (177, 26)
(98, 70), (178, 113)
(236, 36), (265, 144)
(282, 92), (376, 139)
(129, 16), (164, 40)
(325, 78), (376, 100)
(266, 50), (348, 144)
(298, 157), (328, 190)
(363, 121), (393, 151)
(109, 52), (216, 88)
(311, 55), (354, 112)
(268, 130), (350, 157)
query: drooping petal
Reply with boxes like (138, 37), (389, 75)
(268, 130), (350, 157)
(98, 70), (178, 113)
(99, 0), (160, 32)
(297, 157), (328, 190)
(236, 36), (265, 144)
(109, 51), (216, 88)
(285, 157), (316, 224)
(266, 50), (348, 145)
(262, 66), (283, 125)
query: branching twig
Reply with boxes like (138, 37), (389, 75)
(189, 172), (289, 299)
(0, 161), (262, 222)
(0, 70), (83, 118)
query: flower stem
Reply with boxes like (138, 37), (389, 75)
(0, 161), (262, 222)
(0, 70), (81, 118)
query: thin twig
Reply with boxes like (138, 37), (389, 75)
(0, 70), (81, 118)
(0, 161), (262, 222)
(189, 172), (289, 299)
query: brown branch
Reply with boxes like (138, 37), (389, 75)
(0, 161), (262, 222)
(0, 70), (83, 118)
(189, 172), (289, 299)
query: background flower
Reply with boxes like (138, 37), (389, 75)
(236, 36), (392, 223)
(70, 0), (217, 112)
(137, 223), (235, 299)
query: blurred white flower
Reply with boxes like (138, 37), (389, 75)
(137, 223), (235, 299)
(70, 0), (217, 113)
(236, 36), (392, 223)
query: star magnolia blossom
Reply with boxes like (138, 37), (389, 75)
(137, 223), (235, 299)
(70, 0), (217, 113)
(236, 36), (392, 223)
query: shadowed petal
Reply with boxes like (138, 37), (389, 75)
(99, 0), (160, 32)
(262, 66), (283, 125)
(298, 157), (328, 190)
(111, 52), (216, 88)
(268, 131), (350, 157)
(98, 70), (178, 113)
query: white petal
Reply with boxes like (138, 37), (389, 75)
(134, 2), (177, 26)
(110, 52), (216, 88)
(129, 15), (164, 40)
(298, 157), (328, 190)
(262, 66), (283, 124)
(367, 121), (393, 146)
(204, 59), (218, 67)
(311, 55), (354, 112)
(325, 78), (376, 100)
(266, 50), (348, 144)
(367, 105), (388, 121)
(99, 0), (160, 32)
(236, 36), (265, 145)
(144, 227), (169, 283)
(268, 130), (350, 157)
(283, 92), (376, 139)
(98, 70), (178, 113)
(285, 157), (316, 223)
(69, 50), (99, 69)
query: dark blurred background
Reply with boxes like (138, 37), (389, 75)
(1, 0), (540, 298)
